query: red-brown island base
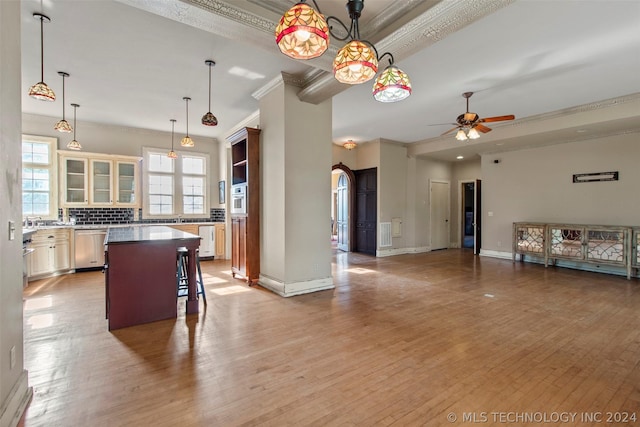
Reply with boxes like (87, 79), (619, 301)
(104, 226), (201, 330)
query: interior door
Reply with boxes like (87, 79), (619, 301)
(354, 168), (377, 255)
(336, 173), (349, 252)
(474, 179), (482, 255)
(430, 180), (450, 250)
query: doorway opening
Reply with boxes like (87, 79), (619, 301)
(460, 180), (482, 254)
(331, 163), (356, 252)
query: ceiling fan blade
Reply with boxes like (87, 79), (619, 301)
(478, 114), (515, 123)
(474, 124), (492, 133)
(429, 123), (457, 127)
(441, 126), (460, 136)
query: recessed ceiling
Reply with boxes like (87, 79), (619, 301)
(20, 0), (640, 158)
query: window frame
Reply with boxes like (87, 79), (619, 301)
(142, 147), (210, 219)
(22, 134), (59, 220)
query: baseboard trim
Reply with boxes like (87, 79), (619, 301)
(0, 370), (32, 427)
(479, 249), (514, 260)
(258, 275), (334, 297)
(376, 246), (430, 257)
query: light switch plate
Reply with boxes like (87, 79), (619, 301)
(8, 221), (15, 240)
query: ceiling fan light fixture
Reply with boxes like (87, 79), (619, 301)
(333, 40), (378, 84)
(467, 128), (480, 139)
(455, 129), (468, 141)
(29, 13), (56, 102)
(275, 2), (329, 60)
(372, 64), (412, 102)
(202, 60), (219, 127)
(343, 139), (357, 150)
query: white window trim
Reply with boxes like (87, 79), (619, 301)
(142, 147), (210, 219)
(22, 134), (59, 220)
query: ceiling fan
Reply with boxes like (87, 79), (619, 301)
(437, 92), (515, 141)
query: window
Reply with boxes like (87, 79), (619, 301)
(142, 148), (209, 218)
(22, 135), (58, 219)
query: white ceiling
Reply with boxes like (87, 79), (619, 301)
(20, 0), (640, 158)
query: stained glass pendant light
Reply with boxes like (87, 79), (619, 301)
(275, 2), (329, 60)
(333, 40), (378, 84)
(181, 97), (194, 147)
(201, 60), (218, 127)
(167, 119), (177, 159)
(54, 72), (73, 132)
(67, 104), (82, 150)
(29, 13), (56, 101)
(372, 61), (412, 103)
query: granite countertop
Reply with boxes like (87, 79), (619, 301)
(105, 225), (201, 244)
(25, 221), (224, 231)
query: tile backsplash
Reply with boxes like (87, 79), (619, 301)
(60, 207), (225, 226)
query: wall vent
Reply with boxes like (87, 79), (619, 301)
(380, 222), (392, 247)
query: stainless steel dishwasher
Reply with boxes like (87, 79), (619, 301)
(75, 229), (107, 270)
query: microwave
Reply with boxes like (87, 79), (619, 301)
(231, 184), (247, 214)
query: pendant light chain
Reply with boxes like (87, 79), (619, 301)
(208, 64), (212, 112)
(73, 105), (77, 140)
(40, 16), (45, 82)
(185, 98), (189, 137)
(62, 74), (66, 118)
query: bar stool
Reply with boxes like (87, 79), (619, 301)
(176, 247), (206, 304)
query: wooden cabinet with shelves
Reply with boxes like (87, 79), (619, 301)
(28, 228), (71, 279)
(228, 127), (260, 284)
(59, 151), (141, 208)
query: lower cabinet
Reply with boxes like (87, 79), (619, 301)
(215, 224), (225, 258)
(29, 229), (71, 279)
(199, 225), (215, 258)
(231, 217), (246, 276)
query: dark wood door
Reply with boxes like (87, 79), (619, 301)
(354, 168), (377, 255)
(231, 216), (246, 275)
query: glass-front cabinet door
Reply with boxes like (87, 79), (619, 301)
(63, 157), (88, 205)
(116, 161), (137, 205)
(90, 159), (113, 205)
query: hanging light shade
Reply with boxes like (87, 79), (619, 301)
(67, 104), (82, 150)
(54, 72), (73, 132)
(28, 13), (56, 102)
(455, 129), (468, 141)
(275, 2), (329, 60)
(343, 140), (357, 150)
(333, 40), (378, 84)
(201, 60), (218, 127)
(372, 65), (412, 103)
(168, 119), (177, 159)
(181, 97), (194, 147)
(467, 127), (480, 140)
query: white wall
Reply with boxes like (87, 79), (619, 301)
(481, 132), (640, 254)
(22, 113), (222, 209)
(378, 141), (408, 251)
(1, 1), (31, 425)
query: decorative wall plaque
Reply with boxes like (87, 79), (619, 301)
(572, 171), (619, 183)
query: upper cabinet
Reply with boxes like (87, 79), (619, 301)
(59, 151), (141, 208)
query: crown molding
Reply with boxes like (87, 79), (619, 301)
(252, 72), (306, 101)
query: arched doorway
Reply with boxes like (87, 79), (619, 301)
(332, 163), (355, 252)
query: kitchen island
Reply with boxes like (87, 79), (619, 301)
(104, 225), (201, 330)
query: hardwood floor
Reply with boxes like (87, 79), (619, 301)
(21, 250), (640, 426)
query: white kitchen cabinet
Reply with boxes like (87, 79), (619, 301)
(28, 228), (71, 278)
(199, 225), (215, 258)
(60, 151), (141, 208)
(62, 157), (89, 205)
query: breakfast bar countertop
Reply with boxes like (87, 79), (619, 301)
(105, 225), (200, 244)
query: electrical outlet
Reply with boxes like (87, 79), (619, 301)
(10, 346), (16, 369)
